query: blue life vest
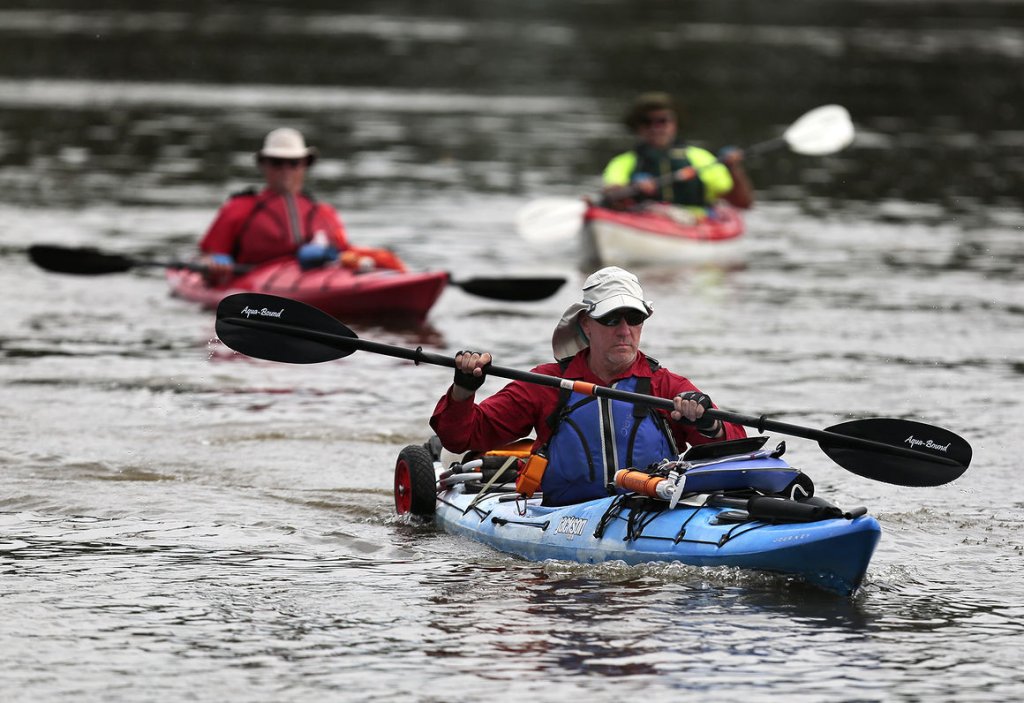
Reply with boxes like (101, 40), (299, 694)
(541, 362), (677, 507)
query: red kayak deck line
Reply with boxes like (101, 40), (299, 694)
(584, 204), (745, 242)
(167, 258), (448, 319)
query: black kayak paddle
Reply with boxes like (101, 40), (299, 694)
(27, 244), (245, 276)
(27, 244), (565, 302)
(214, 292), (972, 488)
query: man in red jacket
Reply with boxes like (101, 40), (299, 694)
(430, 266), (745, 506)
(198, 128), (403, 281)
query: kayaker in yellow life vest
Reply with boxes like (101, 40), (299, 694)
(601, 93), (754, 217)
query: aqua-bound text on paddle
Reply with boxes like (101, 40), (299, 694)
(240, 306), (284, 319)
(904, 435), (951, 453)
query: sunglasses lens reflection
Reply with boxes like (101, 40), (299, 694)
(595, 311), (646, 327)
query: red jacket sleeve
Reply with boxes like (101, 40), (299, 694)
(429, 378), (558, 454)
(199, 197), (254, 256)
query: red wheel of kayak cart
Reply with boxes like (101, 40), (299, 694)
(394, 444), (437, 516)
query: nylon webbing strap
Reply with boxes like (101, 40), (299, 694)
(467, 455), (520, 512)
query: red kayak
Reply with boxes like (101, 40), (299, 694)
(583, 204), (746, 266)
(167, 258), (448, 320)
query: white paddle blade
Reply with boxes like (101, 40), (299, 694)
(783, 104), (855, 156)
(515, 197), (587, 245)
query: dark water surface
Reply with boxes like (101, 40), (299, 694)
(1, 3), (1022, 701)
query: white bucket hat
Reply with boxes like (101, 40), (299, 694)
(257, 127), (317, 160)
(551, 266), (653, 359)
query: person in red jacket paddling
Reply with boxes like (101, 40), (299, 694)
(430, 266), (745, 506)
(199, 127), (402, 283)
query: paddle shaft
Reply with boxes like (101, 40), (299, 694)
(27, 244), (254, 276)
(146, 260), (251, 274)
(222, 316), (960, 468)
(643, 103), (853, 192)
(604, 137), (782, 205)
(638, 136), (786, 194)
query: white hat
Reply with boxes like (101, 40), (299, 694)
(257, 128), (317, 160)
(551, 266), (653, 359)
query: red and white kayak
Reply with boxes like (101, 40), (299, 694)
(583, 204), (746, 266)
(167, 258), (448, 320)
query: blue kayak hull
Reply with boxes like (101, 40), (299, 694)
(435, 490), (881, 596)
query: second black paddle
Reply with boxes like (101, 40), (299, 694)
(28, 244), (565, 302)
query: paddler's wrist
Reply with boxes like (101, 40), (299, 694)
(698, 419), (724, 438)
(450, 385), (476, 402)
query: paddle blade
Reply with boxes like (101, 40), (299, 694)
(515, 197), (587, 244)
(215, 293), (356, 364)
(29, 244), (136, 275)
(783, 104), (855, 156)
(452, 276), (565, 301)
(820, 418), (971, 487)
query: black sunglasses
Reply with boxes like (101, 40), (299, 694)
(639, 115), (672, 127)
(260, 157), (306, 168)
(592, 310), (647, 327)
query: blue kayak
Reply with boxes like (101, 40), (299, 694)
(395, 437), (881, 596)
